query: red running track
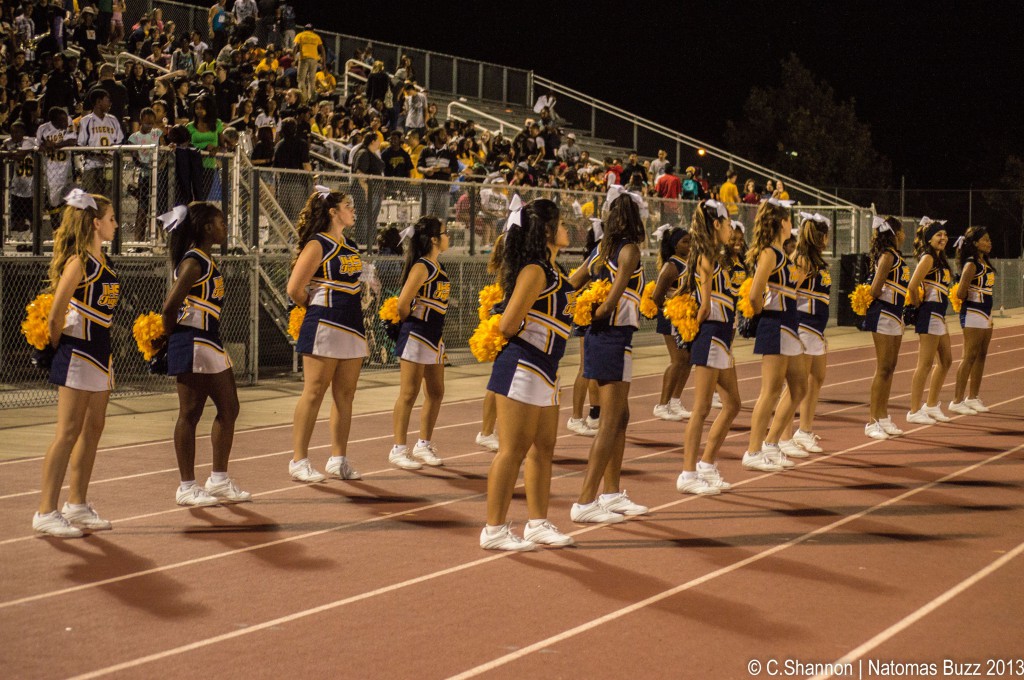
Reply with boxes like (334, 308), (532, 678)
(0, 327), (1022, 679)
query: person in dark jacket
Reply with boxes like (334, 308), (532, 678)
(351, 129), (385, 248)
(273, 116), (311, 219)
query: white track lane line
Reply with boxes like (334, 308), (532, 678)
(68, 423), (1024, 680)
(807, 538), (1024, 680)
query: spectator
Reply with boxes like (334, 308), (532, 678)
(125, 62), (154, 126)
(233, 0), (258, 25)
(366, 60), (389, 105)
(250, 125), (275, 166)
(682, 166), (701, 200)
(762, 178), (775, 199)
(315, 66), (337, 102)
(620, 151), (644, 187)
(404, 83), (426, 134)
(125, 17), (150, 55)
(87, 63), (128, 125)
(36, 107), (78, 213)
(272, 116), (311, 218)
(655, 163), (682, 222)
(186, 92), (224, 199)
(78, 89), (125, 195)
(127, 108), (164, 240)
(190, 30), (209, 64)
(2, 121), (37, 235)
(293, 23), (324, 102)
(208, 1), (232, 54)
(774, 179), (790, 200)
(693, 166), (709, 196)
(277, 1), (297, 49)
(720, 169), (740, 216)
(742, 178), (760, 204)
(40, 52), (78, 114)
(650, 149), (669, 179)
(417, 126), (457, 220)
(167, 123), (205, 204)
(382, 130), (413, 177)
(74, 7), (102, 64)
(351, 130), (385, 247)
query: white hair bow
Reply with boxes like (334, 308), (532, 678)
(604, 184), (648, 220)
(503, 194), (524, 233)
(731, 220), (745, 234)
(953, 235), (966, 250)
(812, 213), (831, 228)
(704, 199), (728, 221)
(158, 205), (189, 233)
(872, 215), (894, 233)
(652, 224), (673, 241)
(766, 197), (795, 208)
(589, 218), (604, 241)
(798, 211), (815, 223)
(64, 188), (97, 211)
(398, 225), (416, 244)
(919, 216), (947, 227)
(314, 184), (332, 200)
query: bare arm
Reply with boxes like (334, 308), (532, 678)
(594, 243), (640, 321)
(907, 254), (933, 306)
(651, 261), (678, 307)
(161, 258), (202, 335)
(47, 257), (85, 348)
(748, 248), (775, 315)
(870, 252), (895, 299)
(956, 262), (976, 301)
(499, 264), (546, 338)
(286, 240), (322, 307)
(568, 259), (591, 290)
(695, 255), (714, 325)
(396, 261), (428, 321)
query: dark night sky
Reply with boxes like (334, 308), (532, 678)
(220, 1), (1024, 188)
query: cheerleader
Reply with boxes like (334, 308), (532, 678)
(287, 187), (367, 483)
(778, 213), (832, 454)
(862, 216), (909, 439)
(34, 191), (118, 537)
(677, 200), (743, 495)
(951, 227), (996, 414)
(161, 202), (251, 506)
(906, 217), (953, 423)
(569, 187), (649, 523)
(389, 217), (451, 469)
(476, 235), (506, 452)
(567, 219), (602, 437)
(481, 198), (575, 550)
(651, 224), (692, 421)
(742, 198), (806, 471)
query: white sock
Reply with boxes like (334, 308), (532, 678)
(179, 480), (196, 492)
(697, 461), (715, 472)
(328, 455), (344, 464)
(210, 471), (228, 483)
(598, 492), (620, 503)
(66, 502), (89, 511)
(575, 500), (597, 510)
(669, 398), (681, 407)
(680, 471), (697, 480)
(391, 444), (408, 453)
(526, 519), (546, 529)
(289, 458), (307, 469)
(484, 523), (506, 536)
(416, 439), (431, 449)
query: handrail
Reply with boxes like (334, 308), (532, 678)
(311, 150), (348, 171)
(444, 101), (512, 137)
(115, 51), (171, 75)
(342, 58), (423, 99)
(533, 74), (857, 208)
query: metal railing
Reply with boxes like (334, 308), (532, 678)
(115, 51), (170, 75)
(444, 101), (513, 137)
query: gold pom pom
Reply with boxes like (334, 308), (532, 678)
(819, 270), (832, 287)
(736, 278), (755, 319)
(288, 307), (306, 341)
(572, 279), (612, 327)
(469, 314), (508, 362)
(378, 296), (401, 325)
(639, 281), (658, 319)
(849, 284), (874, 316)
(664, 293), (699, 342)
(948, 282), (962, 313)
(131, 312), (165, 361)
(21, 293), (54, 350)
(477, 283), (503, 322)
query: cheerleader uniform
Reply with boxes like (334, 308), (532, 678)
(753, 246), (802, 356)
(689, 260), (736, 371)
(862, 247), (909, 336)
(395, 258), (450, 364)
(797, 266), (831, 356)
(167, 249), (232, 375)
(50, 253), (120, 391)
(960, 257), (994, 329)
(656, 255), (687, 337)
(583, 242), (643, 383)
(487, 260), (575, 407)
(916, 260), (951, 335)
(295, 233), (368, 360)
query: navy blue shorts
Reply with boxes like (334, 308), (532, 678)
(861, 299), (904, 336)
(168, 327), (232, 376)
(583, 326), (634, 383)
(296, 303), (368, 360)
(689, 321), (733, 370)
(915, 300), (948, 335)
(569, 323), (587, 338)
(487, 340), (561, 407)
(753, 310), (803, 356)
(49, 335), (113, 392)
(655, 311), (673, 336)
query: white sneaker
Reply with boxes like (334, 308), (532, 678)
(585, 416), (600, 430)
(697, 463), (732, 490)
(742, 450), (782, 472)
(475, 432), (500, 451)
(964, 397), (989, 413)
(175, 485), (220, 507)
(669, 398), (691, 419)
(523, 520), (575, 547)
(205, 478), (252, 503)
(412, 442), (444, 467)
(792, 429), (823, 453)
(653, 404), (683, 421)
(598, 490), (648, 516)
(923, 404), (952, 422)
(677, 473), (722, 495)
(61, 502), (113, 531)
(711, 392), (723, 409)
(779, 439), (809, 459)
(948, 400), (977, 416)
(289, 458), (327, 483)
(570, 502), (625, 524)
(762, 444), (796, 469)
(33, 510), (84, 538)
(389, 445), (423, 470)
(480, 524), (536, 551)
(567, 417), (598, 437)
(865, 421), (890, 440)
(906, 408), (936, 425)
(325, 456), (362, 480)
(878, 417), (904, 437)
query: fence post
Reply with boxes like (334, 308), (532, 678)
(111, 149), (122, 255)
(31, 150), (44, 255)
(502, 68), (508, 104)
(424, 53), (431, 90)
(250, 166), (260, 248)
(0, 159), (6, 250)
(451, 58), (457, 97)
(150, 144), (159, 241)
(478, 62), (483, 100)
(590, 106), (596, 138)
(468, 184), (477, 256)
(526, 71), (534, 108)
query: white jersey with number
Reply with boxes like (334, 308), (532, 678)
(3, 137), (37, 197)
(36, 122), (77, 205)
(77, 112), (124, 169)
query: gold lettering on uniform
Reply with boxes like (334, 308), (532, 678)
(985, 272), (995, 287)
(212, 276), (225, 299)
(338, 255), (362, 275)
(563, 290), (578, 318)
(900, 266), (910, 283)
(731, 270), (746, 286)
(434, 281), (451, 302)
(97, 283), (120, 308)
(942, 269), (951, 284)
(820, 271), (832, 286)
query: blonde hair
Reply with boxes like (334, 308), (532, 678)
(745, 200), (789, 271)
(48, 195), (112, 292)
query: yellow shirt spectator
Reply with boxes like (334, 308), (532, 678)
(255, 57), (279, 75)
(405, 142), (425, 179)
(294, 30), (323, 60)
(315, 70), (336, 95)
(720, 178), (740, 215)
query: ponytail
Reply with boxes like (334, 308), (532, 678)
(169, 202), (223, 267)
(400, 216), (443, 281)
